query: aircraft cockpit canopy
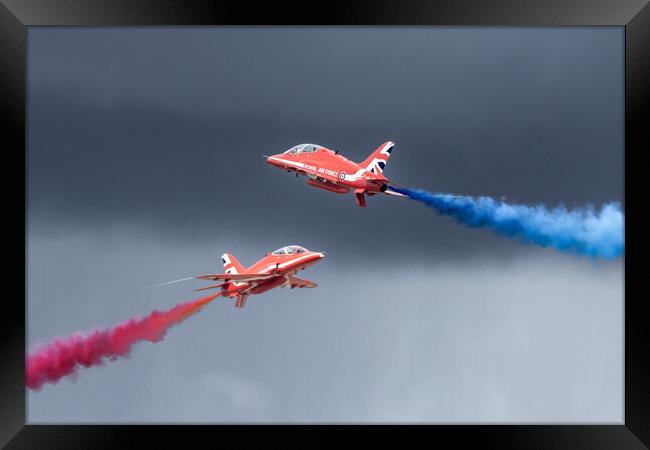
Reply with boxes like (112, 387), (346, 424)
(284, 143), (320, 154)
(272, 245), (308, 255)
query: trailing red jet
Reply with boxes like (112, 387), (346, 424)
(193, 245), (325, 308)
(266, 142), (404, 207)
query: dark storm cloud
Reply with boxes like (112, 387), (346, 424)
(27, 27), (623, 261)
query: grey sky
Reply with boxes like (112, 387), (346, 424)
(27, 27), (623, 423)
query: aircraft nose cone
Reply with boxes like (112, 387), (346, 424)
(265, 154), (282, 167)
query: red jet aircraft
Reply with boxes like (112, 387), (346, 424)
(193, 245), (325, 308)
(266, 142), (404, 207)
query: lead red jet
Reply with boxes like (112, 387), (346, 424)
(193, 245), (325, 308)
(266, 142), (404, 207)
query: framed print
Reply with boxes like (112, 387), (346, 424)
(2, 0), (648, 447)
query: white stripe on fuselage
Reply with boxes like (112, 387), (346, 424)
(269, 156), (371, 183)
(262, 253), (318, 273)
(343, 168), (368, 182)
(268, 156), (305, 169)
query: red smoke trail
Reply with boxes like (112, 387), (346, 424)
(26, 292), (220, 391)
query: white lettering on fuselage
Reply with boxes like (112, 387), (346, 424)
(268, 156), (353, 181)
(317, 167), (339, 177)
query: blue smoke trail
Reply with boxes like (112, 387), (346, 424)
(392, 187), (624, 259)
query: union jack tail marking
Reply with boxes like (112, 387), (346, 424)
(359, 141), (395, 175)
(221, 253), (246, 275)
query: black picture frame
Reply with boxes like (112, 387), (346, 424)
(3, 0), (648, 447)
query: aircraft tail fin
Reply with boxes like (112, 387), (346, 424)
(359, 141), (395, 175)
(221, 253), (246, 274)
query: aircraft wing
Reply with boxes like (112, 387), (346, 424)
(286, 275), (318, 289)
(195, 273), (276, 282)
(193, 282), (228, 292)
